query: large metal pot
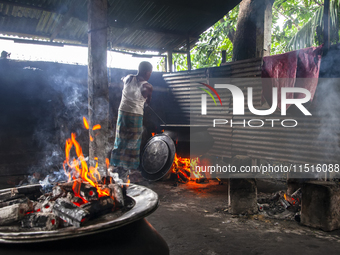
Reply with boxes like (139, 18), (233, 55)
(140, 124), (213, 181)
(0, 184), (169, 255)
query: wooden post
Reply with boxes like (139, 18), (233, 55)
(323, 0), (330, 50)
(256, 0), (273, 58)
(164, 55), (167, 73)
(233, 0), (273, 61)
(88, 0), (109, 177)
(186, 37), (191, 71)
(221, 50), (226, 63)
(167, 50), (173, 72)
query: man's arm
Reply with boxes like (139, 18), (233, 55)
(141, 83), (153, 105)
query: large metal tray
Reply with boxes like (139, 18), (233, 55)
(0, 184), (158, 243)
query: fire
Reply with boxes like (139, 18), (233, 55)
(105, 158), (110, 169)
(151, 132), (155, 136)
(171, 153), (204, 182)
(284, 193), (298, 205)
(92, 124), (101, 130)
(63, 117), (111, 202)
(83, 117), (89, 130)
(83, 117), (101, 132)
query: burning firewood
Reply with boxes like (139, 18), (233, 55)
(0, 119), (131, 230)
(109, 184), (124, 208)
(56, 180), (99, 202)
(279, 197), (291, 209)
(0, 198), (29, 209)
(21, 213), (59, 231)
(283, 188), (302, 207)
(101, 176), (114, 185)
(52, 185), (66, 197)
(80, 196), (115, 218)
(72, 179), (98, 202)
(52, 198), (90, 227)
(13, 184), (42, 195)
(0, 199), (33, 225)
(0, 190), (25, 202)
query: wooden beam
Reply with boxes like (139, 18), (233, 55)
(186, 37), (191, 71)
(50, 1), (78, 42)
(111, 43), (163, 52)
(167, 50), (173, 72)
(164, 55), (168, 73)
(88, 0), (109, 177)
(221, 50), (226, 63)
(109, 49), (164, 58)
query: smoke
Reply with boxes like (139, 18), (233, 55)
(315, 78), (340, 178)
(39, 169), (69, 193)
(25, 68), (89, 183)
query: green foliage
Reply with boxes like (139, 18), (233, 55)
(191, 9), (238, 69)
(157, 5), (239, 71)
(272, 0), (339, 53)
(156, 0), (340, 71)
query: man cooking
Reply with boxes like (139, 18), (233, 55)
(110, 61), (153, 182)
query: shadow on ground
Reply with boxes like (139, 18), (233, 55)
(143, 179), (340, 255)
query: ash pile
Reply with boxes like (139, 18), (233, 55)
(0, 175), (128, 231)
(257, 188), (302, 221)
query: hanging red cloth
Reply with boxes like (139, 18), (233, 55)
(261, 45), (323, 110)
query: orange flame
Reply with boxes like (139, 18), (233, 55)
(92, 124), (101, 130)
(151, 132), (155, 136)
(284, 193), (297, 205)
(171, 153), (204, 181)
(90, 135), (94, 142)
(105, 158), (110, 169)
(83, 117), (89, 130)
(63, 133), (109, 198)
(126, 175), (131, 188)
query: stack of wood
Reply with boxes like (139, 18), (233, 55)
(0, 178), (126, 230)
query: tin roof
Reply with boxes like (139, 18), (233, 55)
(0, 0), (240, 52)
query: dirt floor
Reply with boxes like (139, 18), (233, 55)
(141, 179), (340, 255)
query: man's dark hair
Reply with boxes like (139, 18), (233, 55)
(138, 61), (153, 74)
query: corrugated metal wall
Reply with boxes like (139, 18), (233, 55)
(163, 58), (340, 165)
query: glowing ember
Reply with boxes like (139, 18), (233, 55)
(92, 124), (101, 130)
(151, 132), (155, 136)
(171, 153), (204, 182)
(83, 117), (89, 130)
(284, 193), (298, 205)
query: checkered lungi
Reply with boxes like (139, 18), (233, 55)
(110, 110), (143, 170)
